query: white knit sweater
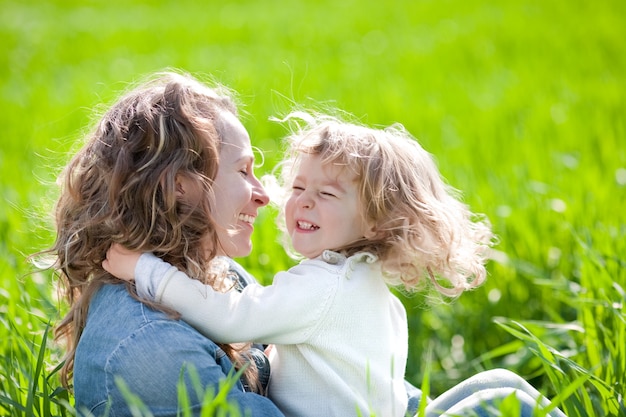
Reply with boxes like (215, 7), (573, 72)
(135, 251), (409, 417)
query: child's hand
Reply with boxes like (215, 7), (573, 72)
(103, 243), (141, 282)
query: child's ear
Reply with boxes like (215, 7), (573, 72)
(363, 222), (378, 240)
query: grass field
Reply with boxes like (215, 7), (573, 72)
(1, 0), (624, 415)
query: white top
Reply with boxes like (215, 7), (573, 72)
(135, 251), (409, 417)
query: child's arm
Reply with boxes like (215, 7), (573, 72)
(105, 245), (335, 346)
(155, 265), (333, 345)
(104, 243), (171, 300)
(103, 243), (141, 281)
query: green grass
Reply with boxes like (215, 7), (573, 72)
(1, 0), (624, 415)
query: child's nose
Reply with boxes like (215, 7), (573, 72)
(298, 192), (314, 209)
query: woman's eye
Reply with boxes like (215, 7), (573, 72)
(239, 169), (249, 177)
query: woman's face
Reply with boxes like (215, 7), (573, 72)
(211, 111), (269, 258)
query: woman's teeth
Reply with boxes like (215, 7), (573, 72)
(238, 214), (255, 224)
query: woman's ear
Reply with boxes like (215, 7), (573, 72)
(175, 174), (202, 203)
(175, 175), (186, 198)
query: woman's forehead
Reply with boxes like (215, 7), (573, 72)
(218, 112), (253, 158)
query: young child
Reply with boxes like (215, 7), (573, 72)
(104, 111), (494, 416)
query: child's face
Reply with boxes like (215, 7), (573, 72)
(211, 110), (269, 258)
(285, 154), (373, 259)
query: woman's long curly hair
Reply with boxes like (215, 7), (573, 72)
(47, 71), (256, 389)
(275, 112), (496, 297)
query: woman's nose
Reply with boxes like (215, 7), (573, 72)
(252, 177), (270, 207)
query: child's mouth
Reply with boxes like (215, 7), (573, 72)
(297, 220), (319, 231)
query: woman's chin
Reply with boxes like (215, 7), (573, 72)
(219, 242), (252, 259)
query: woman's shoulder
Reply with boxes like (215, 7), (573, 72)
(81, 284), (228, 374)
(87, 284), (220, 346)
(76, 284), (240, 414)
(88, 283), (155, 323)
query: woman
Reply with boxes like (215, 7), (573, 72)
(46, 71), (283, 416)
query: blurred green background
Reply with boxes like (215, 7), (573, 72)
(1, 0), (624, 414)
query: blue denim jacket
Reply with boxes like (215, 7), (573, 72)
(73, 281), (283, 417)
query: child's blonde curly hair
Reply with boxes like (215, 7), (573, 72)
(273, 111), (495, 297)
